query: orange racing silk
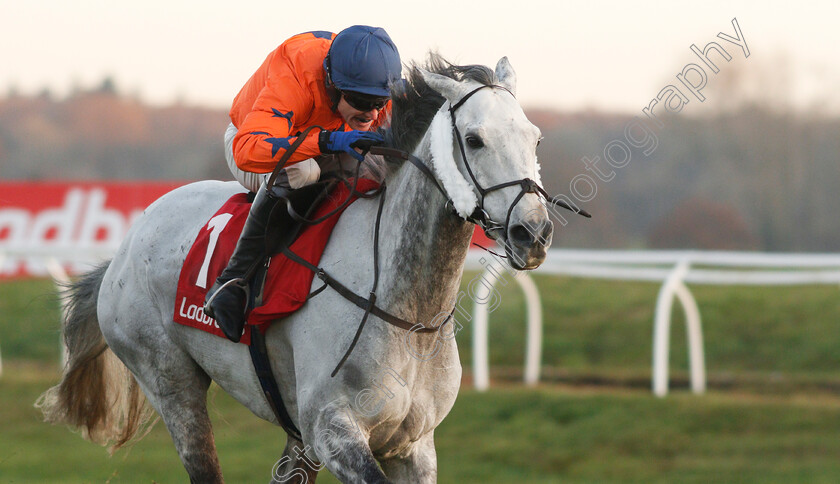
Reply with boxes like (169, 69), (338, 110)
(229, 31), (391, 174)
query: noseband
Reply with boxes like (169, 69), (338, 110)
(449, 84), (547, 239)
(253, 83), (592, 406)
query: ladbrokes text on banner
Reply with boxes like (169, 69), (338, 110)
(0, 181), (184, 278)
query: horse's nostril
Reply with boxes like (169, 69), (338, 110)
(541, 220), (554, 243)
(509, 225), (533, 245)
(509, 221), (553, 247)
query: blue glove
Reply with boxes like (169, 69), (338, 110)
(318, 130), (384, 161)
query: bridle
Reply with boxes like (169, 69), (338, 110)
(374, 83), (590, 241)
(247, 83), (591, 441)
(450, 84), (544, 239)
(263, 83), (593, 368)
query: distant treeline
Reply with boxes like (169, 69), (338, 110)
(2, 88), (838, 252)
(531, 108), (840, 252)
(0, 83), (230, 181)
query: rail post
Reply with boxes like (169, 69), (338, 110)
(652, 258), (706, 396)
(473, 268), (543, 391)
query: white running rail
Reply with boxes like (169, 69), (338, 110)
(3, 246), (839, 393)
(464, 249), (840, 395)
(470, 267), (542, 391)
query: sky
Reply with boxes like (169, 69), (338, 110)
(2, 0), (839, 114)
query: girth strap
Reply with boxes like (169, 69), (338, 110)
(248, 328), (303, 441)
(242, 126), (326, 444)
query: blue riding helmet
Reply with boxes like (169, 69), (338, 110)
(326, 25), (402, 97)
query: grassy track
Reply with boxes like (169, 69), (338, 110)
(4, 362), (840, 483)
(4, 276), (840, 381)
(0, 279), (64, 364)
(2, 276), (840, 482)
(456, 273), (840, 385)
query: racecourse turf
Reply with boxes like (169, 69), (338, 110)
(2, 276), (840, 482)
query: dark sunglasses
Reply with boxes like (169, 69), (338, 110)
(342, 91), (389, 112)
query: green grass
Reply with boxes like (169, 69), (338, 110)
(0, 279), (64, 364)
(454, 273), (840, 385)
(4, 363), (840, 483)
(5, 276), (840, 383)
(3, 276), (840, 482)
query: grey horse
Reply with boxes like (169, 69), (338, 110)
(38, 54), (553, 483)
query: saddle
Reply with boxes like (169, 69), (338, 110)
(173, 178), (380, 344)
(263, 180), (333, 254)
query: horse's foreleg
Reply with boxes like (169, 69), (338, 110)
(269, 436), (321, 484)
(306, 405), (391, 484)
(379, 432), (437, 484)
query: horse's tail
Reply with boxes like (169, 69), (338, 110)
(35, 261), (155, 452)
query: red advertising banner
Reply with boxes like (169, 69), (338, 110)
(0, 181), (185, 278)
(0, 181), (495, 279)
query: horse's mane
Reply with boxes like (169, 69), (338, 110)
(383, 52), (496, 165)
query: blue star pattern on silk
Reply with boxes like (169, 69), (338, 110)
(271, 108), (294, 129)
(264, 136), (293, 158)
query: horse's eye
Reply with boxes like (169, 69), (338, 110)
(465, 135), (484, 149)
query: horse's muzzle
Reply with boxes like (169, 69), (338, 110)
(506, 219), (553, 270)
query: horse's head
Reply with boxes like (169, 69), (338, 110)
(419, 58), (552, 270)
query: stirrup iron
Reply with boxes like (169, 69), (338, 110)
(204, 277), (250, 314)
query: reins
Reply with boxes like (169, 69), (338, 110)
(260, 83), (589, 378)
(261, 131), (449, 378)
(243, 76), (594, 446)
(265, 125), (385, 228)
(278, 187), (449, 379)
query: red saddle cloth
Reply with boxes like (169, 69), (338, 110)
(173, 179), (379, 344)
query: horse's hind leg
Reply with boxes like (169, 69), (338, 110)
(149, 358), (223, 483)
(114, 335), (223, 483)
(269, 436), (321, 484)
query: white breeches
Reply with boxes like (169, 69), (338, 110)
(224, 123), (321, 192)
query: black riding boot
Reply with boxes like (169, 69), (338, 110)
(204, 185), (288, 342)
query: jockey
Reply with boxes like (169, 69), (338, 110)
(204, 25), (402, 342)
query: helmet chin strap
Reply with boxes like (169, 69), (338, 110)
(323, 55), (342, 112)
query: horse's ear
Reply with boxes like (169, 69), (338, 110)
(495, 57), (517, 96)
(419, 68), (469, 104)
